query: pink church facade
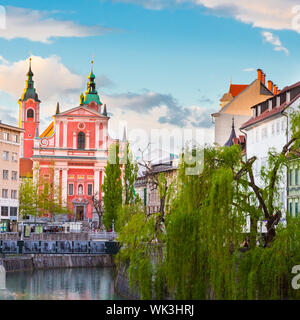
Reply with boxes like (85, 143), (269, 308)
(19, 59), (123, 222)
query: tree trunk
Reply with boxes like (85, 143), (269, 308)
(249, 216), (258, 248)
(265, 218), (277, 246)
(265, 211), (281, 247)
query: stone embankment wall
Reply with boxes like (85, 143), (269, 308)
(1, 254), (114, 273)
(0, 233), (90, 241)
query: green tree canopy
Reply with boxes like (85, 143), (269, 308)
(102, 142), (123, 230)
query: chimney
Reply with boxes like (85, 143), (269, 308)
(278, 90), (281, 94)
(273, 85), (278, 95)
(257, 69), (263, 82)
(262, 72), (266, 85)
(268, 80), (273, 93)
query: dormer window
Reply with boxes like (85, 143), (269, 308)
(287, 91), (291, 103)
(77, 132), (85, 150)
(253, 108), (256, 117)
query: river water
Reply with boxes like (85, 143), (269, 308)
(0, 267), (124, 300)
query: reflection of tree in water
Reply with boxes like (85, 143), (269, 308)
(1, 268), (120, 300)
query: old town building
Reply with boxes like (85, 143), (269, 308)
(240, 80), (300, 221)
(19, 59), (123, 222)
(212, 69), (276, 146)
(0, 121), (24, 230)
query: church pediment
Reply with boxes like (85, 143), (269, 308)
(56, 106), (107, 118)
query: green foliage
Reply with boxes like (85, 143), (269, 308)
(116, 204), (163, 299)
(122, 143), (138, 205)
(19, 174), (40, 220)
(117, 137), (300, 300)
(102, 143), (123, 230)
(19, 164), (69, 221)
(236, 216), (300, 300)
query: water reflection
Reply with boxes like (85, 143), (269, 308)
(0, 267), (123, 300)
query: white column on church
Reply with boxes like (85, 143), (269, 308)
(54, 168), (60, 189)
(103, 124), (107, 150)
(55, 120), (60, 148)
(94, 170), (100, 198)
(95, 121), (100, 150)
(62, 169), (68, 203)
(63, 121), (67, 148)
(101, 170), (105, 198)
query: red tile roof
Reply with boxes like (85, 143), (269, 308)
(229, 84), (248, 97)
(20, 158), (33, 178)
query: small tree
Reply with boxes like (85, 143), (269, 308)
(19, 162), (69, 222)
(122, 142), (138, 205)
(102, 142), (123, 230)
(19, 174), (41, 222)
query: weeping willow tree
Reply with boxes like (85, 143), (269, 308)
(116, 107), (300, 300)
(165, 145), (246, 300)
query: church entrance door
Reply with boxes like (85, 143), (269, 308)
(76, 206), (84, 221)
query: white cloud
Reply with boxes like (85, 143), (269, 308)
(0, 55), (214, 152)
(0, 55), (83, 101)
(0, 6), (112, 43)
(115, 0), (300, 32)
(242, 68), (255, 72)
(0, 55), (114, 130)
(0, 56), (8, 64)
(261, 31), (289, 55)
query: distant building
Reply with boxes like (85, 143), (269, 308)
(212, 69), (276, 146)
(135, 151), (178, 214)
(0, 121), (24, 230)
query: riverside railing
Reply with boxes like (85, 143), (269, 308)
(0, 240), (119, 255)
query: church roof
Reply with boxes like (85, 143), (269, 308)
(40, 121), (54, 138)
(229, 84), (248, 97)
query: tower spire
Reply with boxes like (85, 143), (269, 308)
(224, 117), (237, 147)
(20, 57), (40, 102)
(103, 104), (107, 116)
(123, 126), (127, 142)
(56, 102), (60, 115)
(83, 59), (101, 105)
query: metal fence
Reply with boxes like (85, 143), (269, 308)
(90, 231), (118, 241)
(0, 240), (119, 255)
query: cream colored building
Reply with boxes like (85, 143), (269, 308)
(0, 121), (24, 230)
(212, 69), (276, 146)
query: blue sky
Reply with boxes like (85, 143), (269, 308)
(0, 0), (299, 151)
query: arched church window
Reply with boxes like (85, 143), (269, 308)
(78, 184), (83, 195)
(27, 109), (34, 119)
(77, 132), (85, 150)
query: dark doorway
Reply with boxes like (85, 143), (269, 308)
(76, 206), (84, 221)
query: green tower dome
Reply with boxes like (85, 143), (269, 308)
(20, 58), (40, 102)
(84, 60), (102, 105)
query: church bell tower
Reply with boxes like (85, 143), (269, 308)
(18, 58), (41, 158)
